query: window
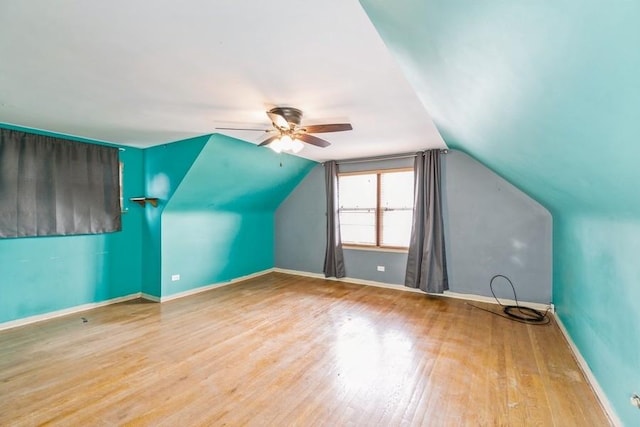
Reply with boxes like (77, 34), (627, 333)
(338, 168), (414, 249)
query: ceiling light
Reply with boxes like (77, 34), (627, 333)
(280, 135), (293, 150)
(269, 134), (304, 154)
(269, 138), (283, 153)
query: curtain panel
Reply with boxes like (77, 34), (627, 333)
(323, 160), (346, 278)
(0, 129), (121, 238)
(405, 150), (448, 293)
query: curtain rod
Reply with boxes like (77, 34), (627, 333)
(334, 149), (448, 165)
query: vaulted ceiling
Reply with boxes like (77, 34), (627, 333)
(360, 0), (640, 215)
(0, 0), (445, 162)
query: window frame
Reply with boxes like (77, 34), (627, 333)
(119, 161), (126, 213)
(338, 167), (414, 251)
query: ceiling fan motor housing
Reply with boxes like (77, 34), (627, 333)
(270, 107), (303, 126)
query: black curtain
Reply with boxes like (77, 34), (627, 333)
(0, 129), (121, 238)
(405, 150), (448, 293)
(323, 161), (346, 278)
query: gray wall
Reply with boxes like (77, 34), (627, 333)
(275, 158), (412, 284)
(443, 151), (552, 303)
(275, 150), (552, 303)
(275, 165), (326, 273)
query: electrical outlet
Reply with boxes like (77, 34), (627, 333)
(171, 274), (180, 282)
(631, 394), (640, 409)
(377, 266), (385, 272)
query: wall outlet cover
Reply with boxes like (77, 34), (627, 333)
(171, 274), (180, 281)
(377, 266), (385, 272)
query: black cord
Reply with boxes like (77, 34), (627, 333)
(467, 274), (551, 325)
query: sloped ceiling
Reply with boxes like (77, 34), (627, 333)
(0, 0), (445, 161)
(359, 1), (640, 424)
(166, 134), (315, 212)
(359, 0), (640, 215)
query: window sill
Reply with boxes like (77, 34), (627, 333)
(342, 245), (408, 254)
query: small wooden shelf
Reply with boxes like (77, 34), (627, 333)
(130, 197), (159, 207)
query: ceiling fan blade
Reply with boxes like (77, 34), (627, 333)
(267, 111), (290, 130)
(215, 127), (269, 132)
(258, 135), (280, 147)
(303, 123), (353, 133)
(298, 133), (331, 148)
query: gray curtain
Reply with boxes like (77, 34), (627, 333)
(0, 129), (121, 238)
(405, 150), (448, 293)
(323, 161), (346, 278)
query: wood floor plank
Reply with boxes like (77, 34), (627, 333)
(0, 273), (610, 426)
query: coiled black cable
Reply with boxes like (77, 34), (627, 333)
(468, 274), (551, 325)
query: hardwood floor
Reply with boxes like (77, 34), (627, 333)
(0, 273), (609, 426)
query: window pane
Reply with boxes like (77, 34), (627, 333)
(339, 211), (376, 245)
(380, 171), (413, 209)
(338, 174), (376, 209)
(380, 171), (414, 247)
(338, 173), (377, 245)
(381, 210), (413, 247)
(338, 170), (414, 248)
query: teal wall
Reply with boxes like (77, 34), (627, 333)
(162, 210), (274, 295)
(1, 129), (315, 320)
(160, 134), (315, 297)
(142, 135), (208, 297)
(0, 124), (145, 323)
(360, 0), (640, 423)
(554, 215), (640, 424)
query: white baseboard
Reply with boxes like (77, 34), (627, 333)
(0, 293), (142, 332)
(0, 269), (551, 330)
(1, 267), (550, 335)
(0, 270), (275, 330)
(141, 293), (161, 302)
(158, 268), (274, 302)
(554, 314), (622, 427)
(274, 267), (421, 292)
(442, 290), (553, 312)
(273, 267), (552, 311)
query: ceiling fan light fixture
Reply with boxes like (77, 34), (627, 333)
(280, 134), (293, 150)
(224, 107), (353, 151)
(269, 134), (304, 154)
(269, 138), (283, 153)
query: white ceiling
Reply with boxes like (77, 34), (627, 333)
(0, 0), (446, 162)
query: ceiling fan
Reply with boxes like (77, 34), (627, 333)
(216, 107), (352, 153)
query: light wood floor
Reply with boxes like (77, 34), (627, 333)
(0, 273), (609, 426)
